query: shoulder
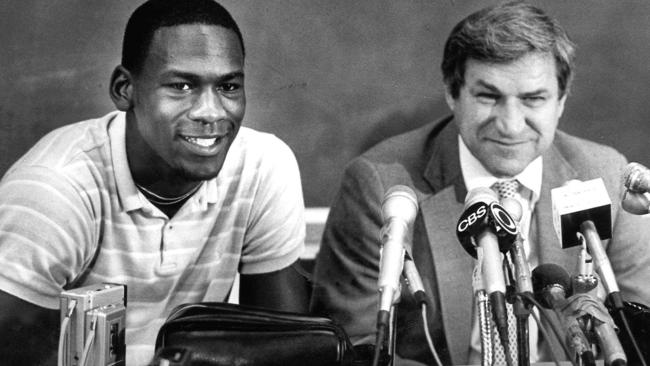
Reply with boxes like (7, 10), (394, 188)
(344, 116), (453, 183)
(6, 112), (118, 176)
(222, 127), (300, 186)
(361, 118), (448, 162)
(553, 130), (627, 175)
(1, 112), (121, 210)
(232, 126), (296, 163)
(551, 130), (628, 202)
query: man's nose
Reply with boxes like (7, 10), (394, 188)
(188, 88), (226, 124)
(494, 99), (526, 136)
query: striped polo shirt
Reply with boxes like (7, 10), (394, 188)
(0, 111), (305, 365)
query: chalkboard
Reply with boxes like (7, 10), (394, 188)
(2, 0), (650, 206)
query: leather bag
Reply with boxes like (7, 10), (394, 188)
(154, 302), (355, 366)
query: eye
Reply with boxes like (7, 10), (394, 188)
(219, 83), (241, 93)
(168, 82), (192, 91)
(522, 95), (547, 107)
(476, 92), (499, 104)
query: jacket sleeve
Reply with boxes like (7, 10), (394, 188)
(310, 156), (387, 345)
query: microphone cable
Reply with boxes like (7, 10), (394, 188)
(616, 307), (647, 366)
(519, 292), (577, 366)
(58, 299), (78, 366)
(526, 301), (562, 366)
(403, 254), (443, 366)
(80, 313), (98, 366)
(420, 303), (443, 366)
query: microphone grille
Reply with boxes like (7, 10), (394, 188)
(385, 185), (417, 201)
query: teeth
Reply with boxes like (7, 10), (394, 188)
(185, 136), (218, 147)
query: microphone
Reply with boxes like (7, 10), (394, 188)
(456, 187), (518, 351)
(501, 197), (534, 364)
(501, 197), (532, 295)
(572, 245), (598, 295)
(377, 185), (418, 314)
(532, 264), (596, 366)
(621, 191), (650, 215)
(551, 178), (624, 310)
(621, 162), (650, 214)
(622, 162), (650, 194)
(373, 185), (418, 366)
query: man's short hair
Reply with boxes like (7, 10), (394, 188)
(122, 0), (245, 75)
(441, 1), (575, 99)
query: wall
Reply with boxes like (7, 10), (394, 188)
(2, 1), (649, 206)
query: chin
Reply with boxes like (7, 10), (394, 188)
(177, 165), (224, 181)
(486, 161), (527, 178)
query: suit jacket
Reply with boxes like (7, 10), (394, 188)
(310, 116), (650, 365)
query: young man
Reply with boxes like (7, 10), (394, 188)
(310, 2), (650, 365)
(0, 0), (308, 364)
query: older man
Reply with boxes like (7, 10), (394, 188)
(310, 2), (650, 365)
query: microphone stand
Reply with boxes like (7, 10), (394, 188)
(506, 253), (530, 366)
(514, 298), (530, 366)
(372, 292), (399, 366)
(388, 305), (397, 366)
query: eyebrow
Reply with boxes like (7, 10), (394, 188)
(474, 80), (501, 93)
(474, 79), (549, 96)
(161, 70), (245, 82)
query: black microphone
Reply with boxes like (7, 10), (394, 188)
(551, 178), (624, 310)
(457, 187), (518, 352)
(622, 162), (650, 194)
(377, 185), (418, 314)
(532, 264), (596, 366)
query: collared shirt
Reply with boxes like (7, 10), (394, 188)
(0, 111), (305, 365)
(458, 135), (544, 363)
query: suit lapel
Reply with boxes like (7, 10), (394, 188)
(420, 188), (474, 364)
(419, 119), (475, 364)
(535, 143), (580, 270)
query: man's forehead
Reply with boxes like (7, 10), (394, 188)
(463, 53), (559, 89)
(149, 24), (244, 61)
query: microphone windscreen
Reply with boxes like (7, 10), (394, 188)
(464, 186), (498, 208)
(531, 263), (572, 295)
(381, 185), (418, 222)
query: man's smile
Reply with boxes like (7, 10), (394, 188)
(180, 133), (229, 155)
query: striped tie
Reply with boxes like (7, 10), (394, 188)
(490, 180), (520, 365)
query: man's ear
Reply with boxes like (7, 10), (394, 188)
(557, 93), (567, 119)
(109, 65), (134, 111)
(444, 84), (456, 112)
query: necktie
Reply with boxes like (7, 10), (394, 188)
(491, 180), (520, 365)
